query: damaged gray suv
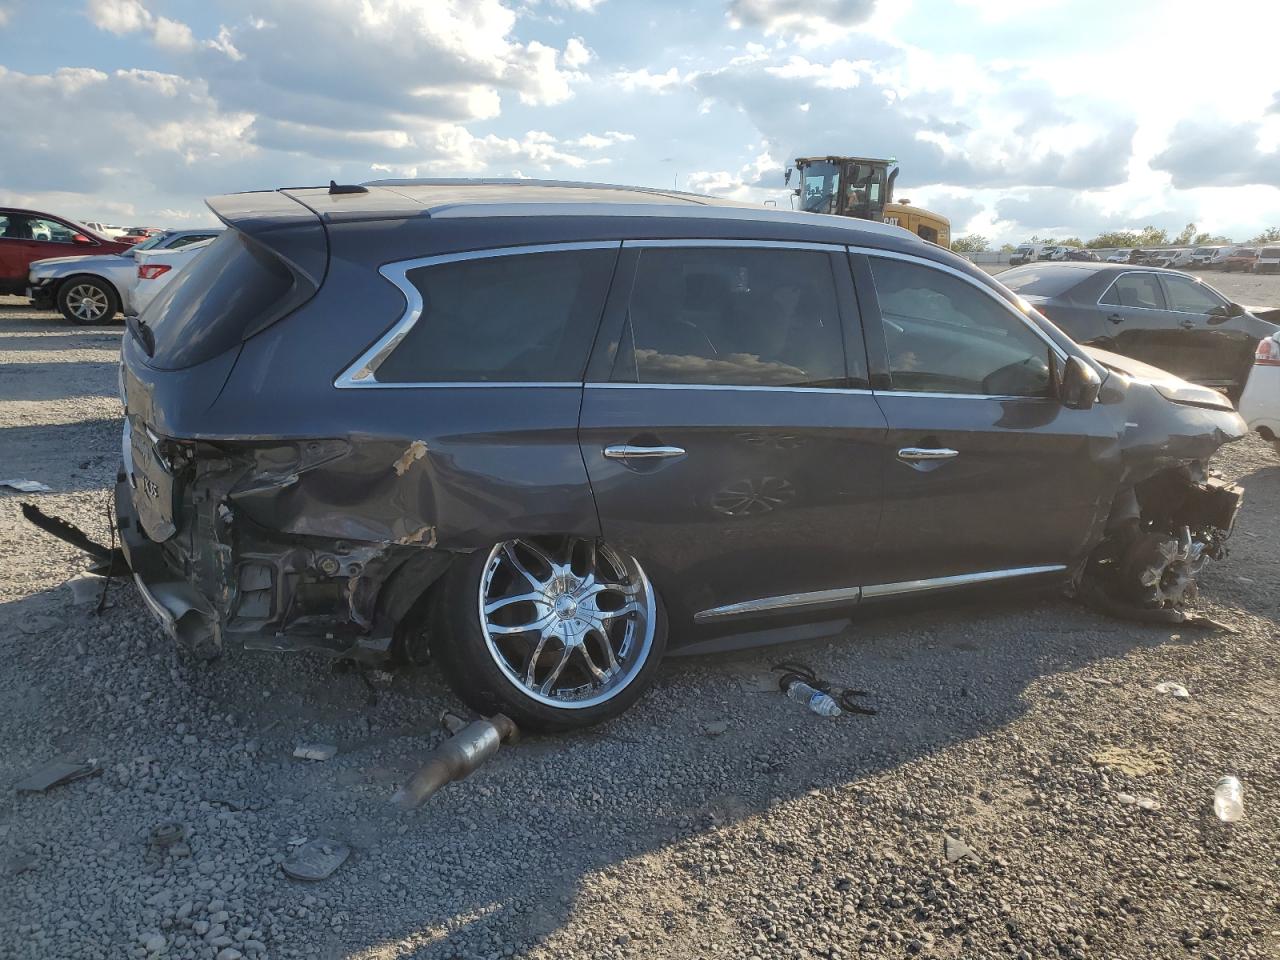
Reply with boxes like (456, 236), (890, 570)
(116, 179), (1246, 731)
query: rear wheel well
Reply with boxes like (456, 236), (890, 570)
(1258, 425), (1276, 442)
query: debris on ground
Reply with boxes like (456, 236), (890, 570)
(700, 720), (730, 737)
(1214, 776), (1245, 822)
(281, 838), (350, 881)
(1154, 681), (1191, 698)
(1117, 793), (1161, 811)
(394, 714), (518, 810)
(14, 758), (102, 793)
(148, 822), (186, 848)
(66, 573), (105, 605)
(943, 832), (982, 864)
(293, 743), (338, 762)
(1090, 746), (1170, 777)
(772, 661), (877, 717)
(1, 479), (51, 493)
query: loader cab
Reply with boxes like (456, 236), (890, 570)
(791, 156), (896, 221)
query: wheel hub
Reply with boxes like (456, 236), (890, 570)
(478, 538), (657, 708)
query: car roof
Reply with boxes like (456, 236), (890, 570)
(218, 178), (910, 243)
(1003, 260), (1210, 283)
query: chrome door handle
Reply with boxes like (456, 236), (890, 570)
(1179, 319), (1196, 329)
(603, 444), (686, 460)
(897, 447), (959, 462)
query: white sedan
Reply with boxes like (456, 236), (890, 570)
(131, 239), (213, 316)
(1238, 331), (1280, 455)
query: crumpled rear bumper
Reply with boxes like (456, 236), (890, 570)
(115, 464), (222, 656)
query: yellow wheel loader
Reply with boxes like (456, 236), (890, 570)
(787, 156), (951, 248)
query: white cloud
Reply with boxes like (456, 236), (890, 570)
(566, 131), (635, 149)
(563, 36), (593, 69)
(152, 16), (194, 51)
(549, 0), (607, 10)
(727, 0), (877, 43)
(86, 0), (150, 34)
(611, 67), (690, 93)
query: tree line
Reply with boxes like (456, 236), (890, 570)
(951, 223), (1280, 254)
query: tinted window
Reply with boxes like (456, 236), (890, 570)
(376, 248), (616, 383)
(1262, 247), (1280, 259)
(869, 257), (1052, 397)
(166, 233), (219, 249)
(144, 230), (304, 371)
(1162, 275), (1226, 314)
(998, 268), (1085, 297)
(613, 247), (850, 388)
(1100, 273), (1165, 309)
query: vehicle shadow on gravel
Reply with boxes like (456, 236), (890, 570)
(2, 558), (1250, 959)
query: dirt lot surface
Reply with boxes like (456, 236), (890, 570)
(2, 294), (1279, 960)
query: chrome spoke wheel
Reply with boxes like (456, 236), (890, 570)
(67, 284), (109, 322)
(479, 537), (656, 709)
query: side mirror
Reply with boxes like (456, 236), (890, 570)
(1228, 301), (1246, 317)
(1059, 355), (1101, 410)
(72, 233), (93, 245)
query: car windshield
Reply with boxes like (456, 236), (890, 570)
(799, 161), (840, 214)
(1262, 247), (1280, 258)
(131, 233), (169, 252)
(997, 268), (1086, 297)
(1192, 247), (1216, 256)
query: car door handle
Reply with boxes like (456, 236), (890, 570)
(897, 447), (959, 462)
(1179, 319), (1196, 329)
(1107, 313), (1124, 324)
(603, 444), (686, 460)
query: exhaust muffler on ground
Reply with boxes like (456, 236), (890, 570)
(393, 713), (518, 810)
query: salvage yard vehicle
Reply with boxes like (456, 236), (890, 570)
(1, 207), (131, 300)
(28, 229), (221, 323)
(1219, 247), (1258, 272)
(999, 262), (1277, 396)
(1255, 246), (1280, 274)
(129, 238), (215, 316)
(1238, 332), (1280, 455)
(114, 179), (1246, 732)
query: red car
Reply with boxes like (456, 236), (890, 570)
(0, 207), (132, 295)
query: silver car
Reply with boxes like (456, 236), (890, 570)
(28, 228), (221, 324)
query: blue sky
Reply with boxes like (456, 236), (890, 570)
(2, 0), (1278, 243)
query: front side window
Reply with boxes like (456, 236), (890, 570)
(612, 247), (850, 389)
(1100, 273), (1165, 310)
(1161, 275), (1226, 314)
(29, 218), (77, 243)
(375, 248), (617, 383)
(868, 257), (1053, 398)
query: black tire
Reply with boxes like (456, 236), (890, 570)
(57, 275), (119, 325)
(430, 539), (668, 733)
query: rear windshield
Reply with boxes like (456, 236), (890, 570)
(140, 230), (307, 370)
(997, 268), (1084, 297)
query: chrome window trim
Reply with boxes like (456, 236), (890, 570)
(334, 240), (622, 389)
(622, 238), (845, 252)
(848, 244), (1068, 364)
(1096, 269), (1228, 316)
(694, 564), (1067, 622)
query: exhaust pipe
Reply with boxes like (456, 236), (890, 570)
(393, 713), (518, 810)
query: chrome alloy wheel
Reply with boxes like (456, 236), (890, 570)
(66, 283), (110, 322)
(479, 538), (656, 709)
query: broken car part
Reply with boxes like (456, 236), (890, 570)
(281, 838), (350, 881)
(114, 179), (1247, 733)
(393, 714), (517, 810)
(22, 502), (128, 575)
(15, 758), (102, 793)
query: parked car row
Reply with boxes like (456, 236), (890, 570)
(1, 205), (220, 324)
(81, 222), (166, 244)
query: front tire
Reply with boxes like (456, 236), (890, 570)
(57, 275), (119, 325)
(431, 537), (667, 732)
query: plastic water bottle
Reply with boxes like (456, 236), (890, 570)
(785, 680), (842, 717)
(1214, 776), (1244, 822)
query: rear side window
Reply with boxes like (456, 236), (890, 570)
(1100, 273), (1165, 309)
(143, 230), (307, 370)
(869, 257), (1052, 398)
(375, 248), (616, 384)
(998, 268), (1084, 297)
(612, 247), (851, 388)
(1161, 275), (1225, 314)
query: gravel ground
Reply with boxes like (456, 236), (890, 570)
(1, 294), (1279, 960)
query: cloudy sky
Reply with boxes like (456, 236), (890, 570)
(2, 0), (1278, 243)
